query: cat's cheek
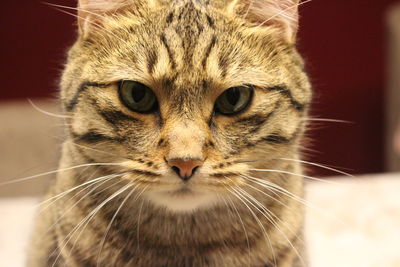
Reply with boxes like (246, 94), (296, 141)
(144, 190), (221, 212)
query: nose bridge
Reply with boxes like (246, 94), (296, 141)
(166, 119), (206, 161)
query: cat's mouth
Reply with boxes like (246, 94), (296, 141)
(144, 182), (221, 212)
(172, 185), (193, 195)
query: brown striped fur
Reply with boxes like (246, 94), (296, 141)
(29, 0), (312, 266)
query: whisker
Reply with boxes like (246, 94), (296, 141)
(45, 6), (126, 45)
(244, 0), (254, 19)
(96, 183), (142, 266)
(241, 181), (308, 250)
(303, 117), (353, 124)
(223, 194), (251, 267)
(0, 163), (122, 186)
(233, 185), (306, 267)
(243, 174), (322, 210)
(235, 157), (352, 177)
(136, 197), (145, 252)
(241, 178), (289, 208)
(27, 99), (71, 118)
(47, 6), (104, 28)
(226, 185), (277, 266)
(42, 178), (125, 237)
(249, 168), (341, 185)
(36, 171), (120, 210)
(44, 2), (107, 19)
(50, 183), (133, 267)
(43, 2), (131, 35)
(242, 175), (346, 226)
(68, 140), (132, 160)
(68, 182), (134, 258)
(217, 193), (236, 220)
(272, 158), (354, 177)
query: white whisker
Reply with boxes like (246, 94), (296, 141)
(241, 181), (308, 249)
(273, 157), (354, 177)
(43, 2), (131, 35)
(36, 172), (122, 210)
(233, 185), (306, 267)
(27, 99), (71, 118)
(67, 140), (131, 160)
(45, 5), (130, 48)
(1, 163), (121, 186)
(96, 183), (141, 266)
(303, 117), (353, 124)
(51, 183), (133, 267)
(224, 194), (251, 267)
(243, 175), (346, 226)
(249, 168), (341, 185)
(43, 178), (125, 237)
(244, 0), (254, 19)
(226, 185), (277, 266)
(241, 178), (288, 208)
(136, 197), (145, 252)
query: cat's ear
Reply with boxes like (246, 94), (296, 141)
(77, 0), (128, 35)
(228, 0), (301, 43)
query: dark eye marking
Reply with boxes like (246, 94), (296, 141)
(99, 110), (140, 126)
(72, 130), (123, 143)
(266, 86), (304, 111)
(236, 112), (273, 126)
(66, 82), (107, 112)
(230, 112), (275, 135)
(262, 134), (290, 144)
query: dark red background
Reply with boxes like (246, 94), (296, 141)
(1, 0), (397, 176)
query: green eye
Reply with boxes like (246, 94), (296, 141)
(119, 80), (158, 113)
(215, 85), (253, 115)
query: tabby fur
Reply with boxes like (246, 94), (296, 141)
(29, 0), (312, 266)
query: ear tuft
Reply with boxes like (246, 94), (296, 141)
(235, 0), (301, 43)
(77, 0), (129, 35)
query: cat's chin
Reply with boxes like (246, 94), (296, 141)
(144, 187), (220, 213)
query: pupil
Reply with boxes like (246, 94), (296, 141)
(226, 88), (240, 106)
(133, 86), (146, 102)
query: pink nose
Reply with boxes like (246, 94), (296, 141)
(167, 159), (203, 181)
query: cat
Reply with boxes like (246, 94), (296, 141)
(29, 0), (312, 266)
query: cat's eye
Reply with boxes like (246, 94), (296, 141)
(119, 80), (158, 113)
(215, 86), (253, 115)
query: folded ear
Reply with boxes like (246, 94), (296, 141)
(77, 0), (129, 35)
(230, 0), (301, 43)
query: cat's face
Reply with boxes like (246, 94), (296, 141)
(61, 0), (311, 211)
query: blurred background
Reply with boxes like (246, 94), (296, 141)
(1, 2), (400, 266)
(1, 0), (400, 197)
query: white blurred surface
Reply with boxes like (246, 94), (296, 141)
(306, 173), (400, 267)
(0, 197), (38, 267)
(0, 173), (399, 267)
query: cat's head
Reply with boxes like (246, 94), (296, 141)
(61, 0), (311, 212)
